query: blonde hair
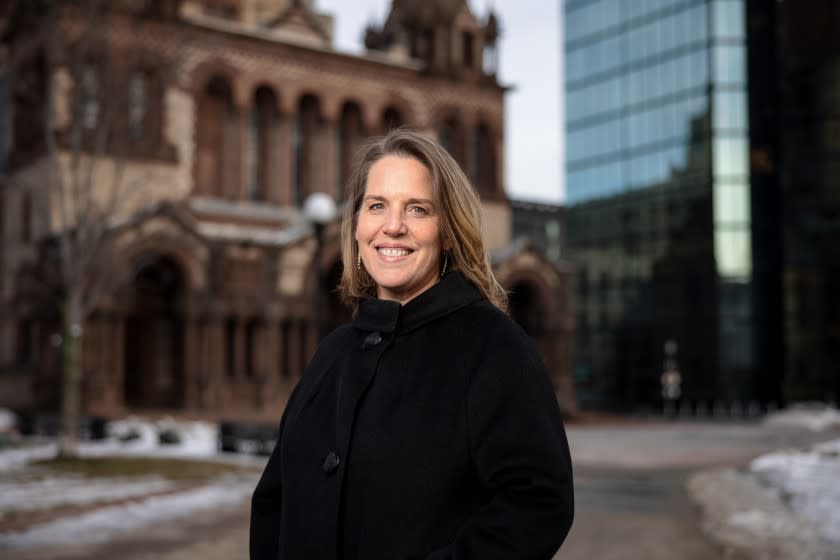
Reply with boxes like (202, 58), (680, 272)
(339, 128), (507, 312)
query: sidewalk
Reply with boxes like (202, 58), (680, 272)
(2, 412), (838, 559)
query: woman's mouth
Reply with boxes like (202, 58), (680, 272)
(377, 247), (412, 257)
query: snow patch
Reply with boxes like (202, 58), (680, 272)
(763, 403), (840, 432)
(0, 409), (16, 433)
(0, 474), (258, 548)
(749, 437), (840, 544)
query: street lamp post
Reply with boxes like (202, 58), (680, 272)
(303, 192), (337, 342)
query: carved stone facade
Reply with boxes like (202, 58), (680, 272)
(0, 0), (575, 420)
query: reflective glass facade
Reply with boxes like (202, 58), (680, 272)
(565, 0), (766, 409)
(774, 0), (840, 403)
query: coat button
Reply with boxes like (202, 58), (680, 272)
(322, 452), (340, 474)
(362, 331), (382, 349)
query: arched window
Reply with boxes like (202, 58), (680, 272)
(462, 31), (475, 69)
(293, 94), (320, 206)
(382, 106), (403, 133)
(338, 102), (364, 201)
(195, 76), (235, 197)
(128, 69), (148, 139)
(474, 122), (496, 196)
(439, 115), (465, 169)
(247, 86), (278, 202)
(13, 51), (47, 158)
(81, 63), (100, 131)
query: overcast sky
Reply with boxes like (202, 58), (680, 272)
(317, 0), (566, 203)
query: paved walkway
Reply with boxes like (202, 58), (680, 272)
(559, 466), (728, 560)
(8, 420), (837, 560)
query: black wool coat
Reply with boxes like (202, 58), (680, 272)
(251, 272), (574, 560)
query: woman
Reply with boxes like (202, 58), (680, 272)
(251, 129), (574, 559)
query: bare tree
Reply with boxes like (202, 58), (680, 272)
(8, 0), (179, 456)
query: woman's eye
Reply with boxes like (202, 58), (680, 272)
(409, 206), (428, 215)
(369, 202), (385, 211)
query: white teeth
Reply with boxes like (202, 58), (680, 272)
(378, 247), (410, 257)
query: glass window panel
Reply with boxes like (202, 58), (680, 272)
(669, 145), (686, 171)
(649, 20), (661, 56)
(673, 10), (690, 48)
(628, 71), (639, 106)
(566, 9), (580, 42)
(660, 13), (675, 52)
(568, 132), (581, 162)
(645, 152), (657, 184)
(714, 182), (750, 225)
(648, 109), (659, 145)
(713, 45), (746, 84)
(566, 90), (581, 122)
(693, 2), (709, 42)
(661, 58), (675, 96)
(662, 100), (674, 139)
(673, 100), (687, 139)
(650, 150), (664, 184)
(567, 50), (581, 82)
(714, 228), (752, 278)
(628, 113), (640, 146)
(603, 35), (620, 73)
(608, 76), (622, 112)
(644, 65), (656, 101)
(630, 155), (645, 186)
(713, 135), (749, 177)
(692, 94), (708, 118)
(637, 110), (648, 145)
(626, 1), (640, 21)
(691, 50), (709, 88)
(674, 52), (688, 91)
(578, 5), (591, 40)
(712, 0), (745, 39)
(713, 90), (747, 131)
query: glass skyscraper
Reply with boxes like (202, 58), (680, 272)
(564, 0), (777, 409)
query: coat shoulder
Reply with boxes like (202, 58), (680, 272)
(458, 300), (533, 347)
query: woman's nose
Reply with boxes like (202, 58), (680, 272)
(382, 209), (407, 235)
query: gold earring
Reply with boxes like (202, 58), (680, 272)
(357, 253), (362, 270)
(440, 252), (448, 278)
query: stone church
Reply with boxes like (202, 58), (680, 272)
(0, 0), (575, 421)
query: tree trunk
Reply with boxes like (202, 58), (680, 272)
(59, 291), (84, 458)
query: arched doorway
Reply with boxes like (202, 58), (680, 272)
(123, 256), (185, 409)
(508, 281), (546, 337)
(325, 260), (352, 335)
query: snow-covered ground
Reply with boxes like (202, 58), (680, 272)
(2, 405), (839, 554)
(0, 413), (265, 549)
(750, 406), (840, 545)
(689, 403), (840, 559)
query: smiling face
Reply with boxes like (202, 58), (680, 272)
(355, 155), (445, 305)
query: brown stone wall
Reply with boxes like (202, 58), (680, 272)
(1, 2), (576, 420)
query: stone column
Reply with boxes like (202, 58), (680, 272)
(234, 317), (247, 380)
(305, 318), (317, 365)
(182, 316), (200, 409)
(318, 117), (339, 198)
(204, 319), (225, 409)
(112, 317), (125, 412)
(277, 112), (295, 206)
(287, 319), (302, 379)
(236, 109), (250, 200)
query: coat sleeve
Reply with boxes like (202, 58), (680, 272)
(249, 384), (300, 560)
(426, 318), (575, 560)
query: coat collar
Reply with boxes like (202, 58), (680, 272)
(353, 271), (484, 334)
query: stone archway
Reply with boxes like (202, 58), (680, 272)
(508, 281), (547, 337)
(123, 256), (185, 409)
(325, 259), (352, 334)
